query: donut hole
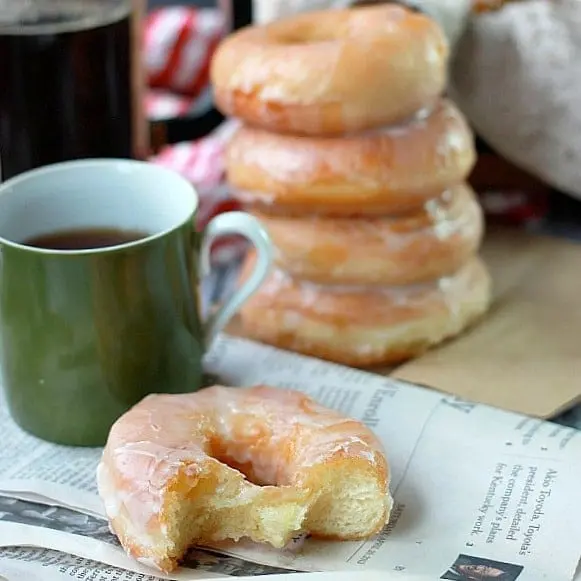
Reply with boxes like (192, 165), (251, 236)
(276, 31), (333, 44)
(273, 22), (341, 45)
(208, 439), (271, 487)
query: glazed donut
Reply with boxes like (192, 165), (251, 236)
(255, 183), (484, 286)
(238, 255), (492, 367)
(97, 385), (392, 572)
(211, 5), (449, 136)
(227, 99), (476, 216)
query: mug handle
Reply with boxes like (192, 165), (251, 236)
(200, 211), (272, 345)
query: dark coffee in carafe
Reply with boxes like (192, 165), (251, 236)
(0, 1), (144, 180)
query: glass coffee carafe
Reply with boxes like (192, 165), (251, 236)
(0, 0), (148, 180)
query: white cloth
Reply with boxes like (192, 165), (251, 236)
(252, 0), (471, 49)
(448, 0), (581, 200)
(252, 0), (346, 24)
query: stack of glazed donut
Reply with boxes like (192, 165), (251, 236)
(211, 3), (492, 367)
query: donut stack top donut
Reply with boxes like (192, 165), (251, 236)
(211, 4), (450, 136)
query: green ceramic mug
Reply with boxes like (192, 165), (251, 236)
(0, 159), (272, 446)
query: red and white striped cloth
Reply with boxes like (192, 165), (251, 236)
(143, 7), (246, 262)
(144, 7), (225, 120)
(478, 190), (549, 226)
(151, 120), (245, 262)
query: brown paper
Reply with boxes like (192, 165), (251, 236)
(390, 226), (581, 418)
(227, 227), (581, 419)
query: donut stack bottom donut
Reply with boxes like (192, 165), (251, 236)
(238, 254), (492, 368)
(98, 386), (392, 572)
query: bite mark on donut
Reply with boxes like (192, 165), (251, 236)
(98, 386), (393, 572)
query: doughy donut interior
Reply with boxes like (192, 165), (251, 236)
(153, 456), (309, 556)
(99, 387), (391, 571)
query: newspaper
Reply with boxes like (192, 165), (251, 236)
(0, 547), (386, 581)
(3, 548), (573, 581)
(0, 335), (580, 581)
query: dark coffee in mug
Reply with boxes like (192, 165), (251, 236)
(24, 228), (149, 251)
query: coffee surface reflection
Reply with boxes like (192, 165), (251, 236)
(24, 227), (149, 251)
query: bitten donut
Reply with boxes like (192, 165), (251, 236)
(238, 254), (492, 367)
(227, 100), (476, 215)
(211, 5), (448, 136)
(97, 385), (392, 572)
(254, 184), (484, 286)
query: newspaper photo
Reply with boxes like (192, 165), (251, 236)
(0, 498), (301, 580)
(0, 335), (580, 581)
